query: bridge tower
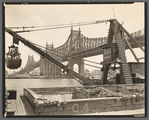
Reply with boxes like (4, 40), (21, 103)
(24, 55), (36, 73)
(40, 42), (62, 76)
(68, 57), (84, 76)
(67, 26), (84, 75)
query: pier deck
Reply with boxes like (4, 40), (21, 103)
(6, 96), (35, 116)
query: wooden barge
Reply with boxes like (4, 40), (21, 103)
(5, 84), (145, 116)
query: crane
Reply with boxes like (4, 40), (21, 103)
(5, 27), (97, 85)
(5, 19), (144, 85)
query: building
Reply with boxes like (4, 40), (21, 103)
(40, 42), (62, 76)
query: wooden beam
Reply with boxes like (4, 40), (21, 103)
(117, 21), (144, 52)
(125, 38), (140, 62)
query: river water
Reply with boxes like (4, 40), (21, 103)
(5, 78), (83, 96)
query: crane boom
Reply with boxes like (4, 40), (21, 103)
(5, 27), (96, 85)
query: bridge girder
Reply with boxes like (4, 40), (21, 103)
(55, 29), (144, 61)
(62, 40), (144, 62)
(19, 28), (144, 74)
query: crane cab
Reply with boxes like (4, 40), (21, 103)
(101, 43), (118, 64)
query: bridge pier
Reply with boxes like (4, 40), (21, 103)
(68, 57), (84, 76)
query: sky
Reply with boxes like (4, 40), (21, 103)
(4, 3), (145, 74)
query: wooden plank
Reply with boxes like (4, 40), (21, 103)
(11, 100), (16, 111)
(19, 96), (30, 115)
(18, 96), (27, 115)
(19, 96), (35, 115)
(15, 98), (24, 115)
(14, 99), (19, 115)
(15, 97), (27, 115)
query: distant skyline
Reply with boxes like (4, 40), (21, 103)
(5, 3), (145, 74)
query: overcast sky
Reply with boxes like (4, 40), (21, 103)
(5, 3), (145, 73)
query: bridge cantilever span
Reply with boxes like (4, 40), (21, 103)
(18, 28), (144, 74)
(54, 29), (144, 61)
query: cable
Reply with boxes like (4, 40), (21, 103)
(27, 44), (81, 76)
(27, 45), (79, 75)
(8, 20), (109, 33)
(42, 55), (84, 85)
(24, 42), (116, 82)
(31, 42), (103, 65)
(26, 28), (104, 66)
(19, 22), (96, 33)
(23, 37), (115, 77)
(8, 21), (95, 29)
(30, 42), (116, 77)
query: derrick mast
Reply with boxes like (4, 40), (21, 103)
(101, 19), (132, 85)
